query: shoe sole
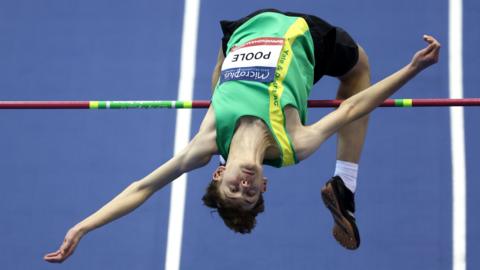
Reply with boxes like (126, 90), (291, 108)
(321, 182), (360, 250)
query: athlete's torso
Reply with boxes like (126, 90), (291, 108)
(212, 11), (316, 167)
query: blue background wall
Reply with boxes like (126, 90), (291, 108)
(0, 1), (477, 269)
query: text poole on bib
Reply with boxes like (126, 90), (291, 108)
(220, 37), (284, 84)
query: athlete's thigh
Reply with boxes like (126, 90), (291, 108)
(323, 27), (361, 79)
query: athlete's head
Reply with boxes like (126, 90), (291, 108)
(202, 161), (267, 233)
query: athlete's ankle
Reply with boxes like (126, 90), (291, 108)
(334, 160), (358, 193)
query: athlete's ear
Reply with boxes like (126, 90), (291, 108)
(261, 177), (268, 193)
(212, 166), (226, 181)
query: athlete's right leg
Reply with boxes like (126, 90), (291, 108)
(335, 45), (371, 165)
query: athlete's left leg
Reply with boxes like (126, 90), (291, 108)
(321, 44), (370, 250)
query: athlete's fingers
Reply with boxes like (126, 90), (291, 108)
(414, 44), (434, 62)
(44, 246), (74, 263)
(44, 250), (65, 263)
(423, 35), (441, 49)
(422, 40), (437, 54)
(423, 37), (440, 60)
(422, 44), (435, 55)
(423, 34), (438, 44)
(423, 34), (434, 43)
(410, 35), (441, 70)
(44, 236), (72, 263)
(419, 36), (440, 61)
(44, 250), (61, 258)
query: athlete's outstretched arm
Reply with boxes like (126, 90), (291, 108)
(44, 107), (217, 263)
(295, 35), (440, 160)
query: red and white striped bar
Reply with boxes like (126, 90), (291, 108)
(0, 98), (479, 109)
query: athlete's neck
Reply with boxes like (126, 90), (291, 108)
(228, 117), (275, 166)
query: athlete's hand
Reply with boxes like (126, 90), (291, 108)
(410, 35), (441, 71)
(44, 227), (84, 263)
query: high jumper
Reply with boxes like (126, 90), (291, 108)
(45, 9), (440, 262)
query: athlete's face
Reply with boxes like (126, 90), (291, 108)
(213, 163), (267, 209)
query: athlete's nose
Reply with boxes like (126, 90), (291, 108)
(241, 180), (251, 187)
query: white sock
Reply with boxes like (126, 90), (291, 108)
(334, 160), (358, 193)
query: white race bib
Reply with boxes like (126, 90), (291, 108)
(220, 37), (284, 83)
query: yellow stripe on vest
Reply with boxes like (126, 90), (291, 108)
(268, 18), (309, 166)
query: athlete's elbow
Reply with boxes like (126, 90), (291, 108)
(132, 179), (159, 197)
(339, 100), (356, 121)
(128, 180), (146, 193)
(342, 98), (371, 123)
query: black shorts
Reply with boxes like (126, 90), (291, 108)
(220, 9), (359, 84)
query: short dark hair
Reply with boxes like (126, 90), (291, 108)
(202, 180), (265, 234)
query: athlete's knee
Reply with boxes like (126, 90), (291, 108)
(355, 45), (370, 76)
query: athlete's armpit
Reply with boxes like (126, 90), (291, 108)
(211, 45), (225, 91)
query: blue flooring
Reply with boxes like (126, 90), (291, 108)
(0, 1), (184, 269)
(0, 1), (477, 269)
(464, 1), (480, 269)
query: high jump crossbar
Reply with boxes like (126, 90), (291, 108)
(0, 98), (479, 109)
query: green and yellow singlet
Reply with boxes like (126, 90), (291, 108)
(212, 11), (315, 168)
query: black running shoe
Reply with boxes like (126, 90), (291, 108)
(321, 176), (360, 250)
